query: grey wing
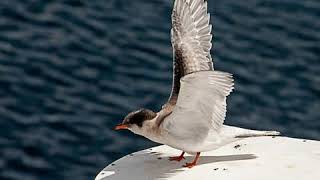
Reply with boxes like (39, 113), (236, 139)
(166, 0), (214, 107)
(163, 71), (234, 137)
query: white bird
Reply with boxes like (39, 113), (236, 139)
(115, 0), (280, 168)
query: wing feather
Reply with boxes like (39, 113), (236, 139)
(165, 0), (214, 108)
(163, 71), (234, 134)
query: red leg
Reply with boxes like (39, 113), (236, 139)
(183, 152), (200, 168)
(169, 151), (185, 162)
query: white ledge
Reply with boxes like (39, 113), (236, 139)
(96, 137), (320, 180)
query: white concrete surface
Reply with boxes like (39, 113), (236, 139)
(95, 137), (320, 180)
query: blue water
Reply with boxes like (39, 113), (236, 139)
(0, 0), (319, 179)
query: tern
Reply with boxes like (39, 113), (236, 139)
(115, 0), (280, 168)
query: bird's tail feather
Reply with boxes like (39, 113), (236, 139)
(221, 125), (281, 139)
(235, 129), (280, 138)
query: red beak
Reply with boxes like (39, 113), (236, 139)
(114, 124), (129, 130)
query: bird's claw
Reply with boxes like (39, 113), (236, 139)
(183, 162), (196, 168)
(169, 156), (185, 162)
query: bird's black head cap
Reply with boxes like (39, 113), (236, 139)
(123, 108), (157, 127)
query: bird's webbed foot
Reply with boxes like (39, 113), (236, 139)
(169, 151), (185, 162)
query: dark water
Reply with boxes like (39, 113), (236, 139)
(0, 0), (319, 179)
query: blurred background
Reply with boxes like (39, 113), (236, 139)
(0, 0), (319, 179)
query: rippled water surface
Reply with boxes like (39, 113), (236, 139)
(0, 0), (319, 179)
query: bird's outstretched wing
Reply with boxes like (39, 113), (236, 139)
(157, 0), (233, 134)
(163, 71), (234, 138)
(165, 0), (213, 110)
